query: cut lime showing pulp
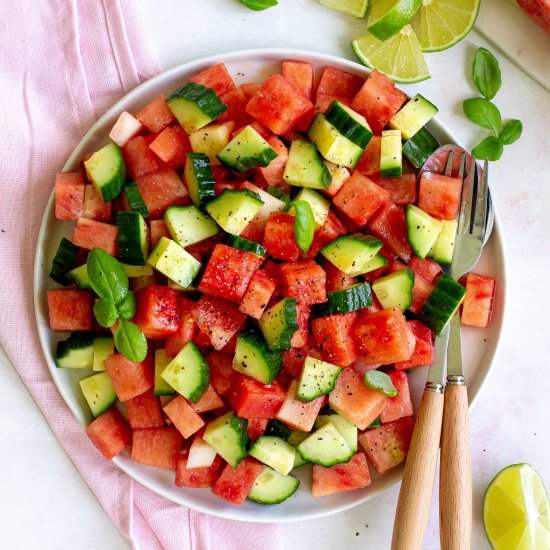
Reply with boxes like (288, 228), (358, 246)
(367, 0), (423, 41)
(411, 0), (480, 52)
(483, 463), (550, 550)
(319, 0), (369, 18)
(352, 25), (430, 84)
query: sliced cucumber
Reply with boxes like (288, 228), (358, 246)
(117, 211), (149, 266)
(380, 130), (402, 178)
(185, 152), (216, 207)
(369, 417), (381, 428)
(224, 235), (267, 257)
(406, 204), (443, 259)
(123, 182), (149, 217)
(164, 205), (219, 248)
(205, 189), (264, 236)
(372, 268), (415, 312)
(361, 252), (389, 274)
(84, 141), (126, 202)
(189, 122), (232, 157)
(92, 333), (114, 372)
(55, 332), (94, 369)
(79, 372), (117, 417)
(154, 348), (175, 396)
(283, 139), (331, 190)
(290, 188), (330, 229)
(313, 282), (373, 317)
(265, 420), (293, 441)
(320, 233), (383, 277)
(68, 263), (92, 290)
(325, 100), (373, 149)
(296, 422), (353, 467)
(287, 430), (311, 468)
(247, 466), (300, 505)
(296, 356), (342, 402)
(161, 341), (209, 403)
(249, 435), (297, 475)
(429, 219), (457, 264)
(232, 331), (282, 385)
(390, 94), (438, 140)
(258, 298), (299, 352)
(314, 413), (358, 453)
(402, 126), (439, 169)
(122, 263), (154, 278)
(50, 238), (80, 285)
(203, 411), (249, 468)
(147, 237), (201, 288)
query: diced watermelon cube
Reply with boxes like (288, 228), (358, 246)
(83, 185), (112, 220)
(135, 169), (189, 219)
(175, 454), (223, 489)
(386, 259), (434, 314)
(315, 67), (363, 111)
(165, 297), (198, 358)
(72, 218), (118, 256)
(185, 232), (224, 260)
(328, 368), (387, 430)
(212, 457), (263, 505)
(306, 210), (347, 259)
(136, 94), (175, 133)
(131, 427), (183, 470)
(122, 136), (161, 180)
(239, 269), (277, 319)
(104, 352), (154, 402)
(133, 285), (179, 339)
(379, 370), (413, 423)
(275, 379), (326, 432)
(149, 219), (171, 248)
(358, 416), (414, 474)
(207, 350), (238, 396)
(395, 320), (434, 370)
(149, 126), (190, 163)
(109, 111), (143, 147)
(407, 255), (442, 283)
(125, 389), (164, 429)
(163, 395), (205, 439)
(190, 63), (235, 97)
(228, 376), (286, 419)
(55, 172), (85, 220)
(418, 172), (462, 221)
(282, 60), (313, 100)
(255, 136), (289, 187)
(241, 83), (261, 99)
(291, 304), (311, 348)
(312, 452), (372, 498)
(218, 87), (254, 127)
(322, 258), (357, 292)
(312, 312), (359, 367)
(47, 289), (92, 331)
(371, 174), (417, 206)
(262, 212), (301, 261)
(279, 260), (327, 306)
(355, 136), (381, 177)
(85, 406), (132, 460)
(282, 334), (322, 379)
(461, 273), (496, 328)
(190, 384), (225, 413)
(247, 418), (269, 442)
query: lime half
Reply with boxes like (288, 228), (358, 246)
(483, 463), (550, 550)
(319, 0), (369, 18)
(411, 0), (480, 52)
(367, 0), (423, 41)
(352, 25), (430, 84)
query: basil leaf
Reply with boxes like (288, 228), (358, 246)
(472, 136), (504, 162)
(93, 298), (119, 328)
(118, 291), (136, 320)
(238, 0), (278, 10)
(114, 321), (147, 362)
(290, 200), (315, 254)
(87, 248), (129, 305)
(363, 370), (398, 397)
(473, 47), (502, 100)
(267, 185), (291, 212)
(499, 119), (523, 145)
(463, 98), (502, 134)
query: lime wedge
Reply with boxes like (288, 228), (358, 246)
(367, 0), (423, 41)
(319, 0), (369, 18)
(483, 463), (550, 550)
(411, 0), (480, 52)
(352, 25), (430, 84)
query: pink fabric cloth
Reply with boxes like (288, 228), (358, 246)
(0, 2), (281, 548)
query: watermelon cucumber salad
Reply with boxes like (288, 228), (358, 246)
(46, 60), (496, 506)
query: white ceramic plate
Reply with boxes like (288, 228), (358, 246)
(33, 49), (507, 523)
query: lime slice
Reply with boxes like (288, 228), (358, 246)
(352, 25), (430, 84)
(483, 463), (550, 550)
(319, 0), (369, 18)
(367, 0), (423, 41)
(411, 0), (480, 52)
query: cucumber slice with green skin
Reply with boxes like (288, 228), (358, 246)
(307, 113), (364, 168)
(117, 211), (149, 266)
(389, 94), (439, 140)
(418, 274), (466, 335)
(123, 182), (149, 217)
(325, 100), (373, 149)
(266, 420), (293, 441)
(166, 82), (227, 133)
(283, 139), (331, 189)
(247, 466), (300, 505)
(147, 237), (201, 288)
(121, 263), (154, 278)
(232, 331), (282, 385)
(314, 414), (358, 453)
(361, 252), (389, 274)
(189, 122), (232, 157)
(402, 126), (439, 169)
(184, 152), (216, 207)
(249, 435), (297, 475)
(164, 205), (219, 248)
(290, 188), (330, 229)
(203, 411), (249, 468)
(286, 430), (311, 468)
(296, 422), (353, 467)
(313, 282), (373, 317)
(380, 130), (403, 178)
(205, 189), (264, 236)
(68, 263), (92, 290)
(79, 372), (117, 417)
(372, 268), (415, 312)
(320, 234), (383, 277)
(92, 334), (114, 372)
(259, 298), (299, 352)
(154, 349), (175, 396)
(217, 125), (277, 172)
(84, 141), (126, 202)
(55, 332), (95, 369)
(429, 219), (457, 264)
(50, 238), (80, 285)
(224, 235), (267, 257)
(296, 357), (342, 402)
(406, 204), (443, 259)
(161, 341), (209, 403)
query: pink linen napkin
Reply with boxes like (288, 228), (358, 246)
(0, 1), (281, 548)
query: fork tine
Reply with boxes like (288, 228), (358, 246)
(457, 156), (476, 235)
(457, 152), (467, 181)
(472, 158), (489, 236)
(444, 150), (454, 177)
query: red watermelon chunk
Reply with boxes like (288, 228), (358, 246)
(212, 457), (263, 505)
(239, 269), (277, 319)
(358, 416), (414, 474)
(190, 63), (235, 97)
(133, 285), (179, 340)
(149, 219), (171, 248)
(190, 384), (225, 413)
(312, 312), (359, 367)
(291, 304), (311, 348)
(395, 320), (434, 370)
(461, 273), (496, 328)
(72, 218), (118, 256)
(136, 94), (175, 133)
(312, 452), (372, 498)
(262, 212), (301, 261)
(135, 169), (189, 219)
(165, 297), (198, 358)
(322, 258), (357, 292)
(207, 350), (238, 396)
(83, 185), (112, 220)
(163, 395), (205, 439)
(241, 83), (261, 99)
(185, 232), (224, 260)
(175, 454), (223, 489)
(218, 87), (254, 127)
(282, 60), (313, 100)
(131, 427), (183, 470)
(47, 289), (92, 331)
(386, 259), (434, 314)
(279, 259), (327, 306)
(418, 172), (462, 221)
(149, 126), (190, 163)
(104, 352), (154, 402)
(379, 370), (413, 424)
(247, 418), (269, 442)
(228, 376), (286, 419)
(275, 379), (326, 432)
(125, 389), (164, 429)
(86, 406), (132, 460)
(371, 174), (417, 206)
(55, 172), (85, 220)
(407, 255), (442, 283)
(306, 210), (347, 259)
(355, 136), (381, 177)
(123, 135), (161, 180)
(255, 136), (288, 187)
(282, 334), (322, 379)
(315, 66), (363, 110)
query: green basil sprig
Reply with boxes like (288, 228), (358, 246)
(363, 370), (398, 397)
(114, 321), (148, 363)
(472, 47), (501, 100)
(238, 0), (278, 10)
(93, 298), (119, 328)
(290, 200), (315, 254)
(87, 248), (128, 304)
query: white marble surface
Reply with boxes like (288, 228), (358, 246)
(1, 1), (550, 548)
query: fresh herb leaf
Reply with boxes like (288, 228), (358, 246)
(463, 98), (501, 134)
(363, 370), (398, 397)
(473, 47), (502, 100)
(93, 298), (119, 328)
(118, 291), (136, 321)
(472, 136), (504, 162)
(368, 417), (381, 428)
(499, 119), (523, 145)
(238, 0), (278, 10)
(87, 248), (128, 305)
(289, 200), (315, 254)
(114, 321), (147, 362)
(267, 185), (291, 211)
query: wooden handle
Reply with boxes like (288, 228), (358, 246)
(440, 383), (472, 550)
(391, 389), (444, 550)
